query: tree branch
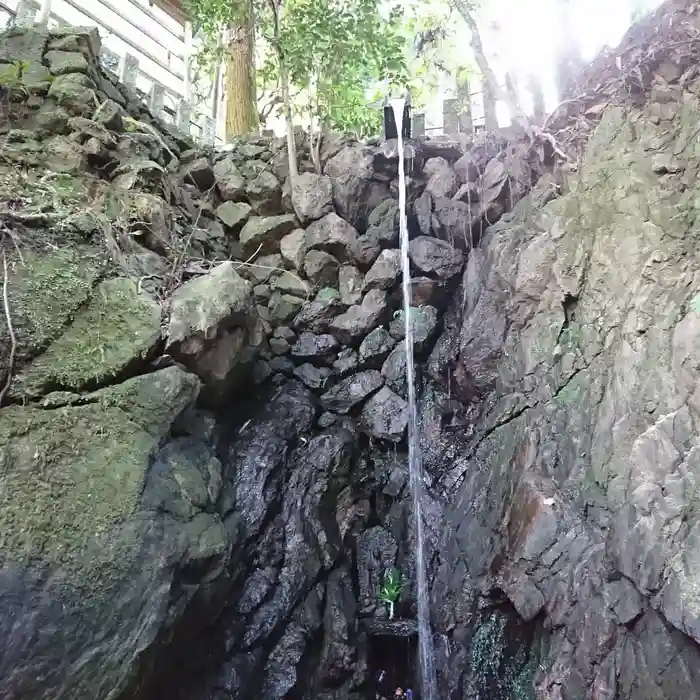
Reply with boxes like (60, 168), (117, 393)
(453, 0), (524, 121)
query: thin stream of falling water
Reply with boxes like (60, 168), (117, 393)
(389, 98), (437, 700)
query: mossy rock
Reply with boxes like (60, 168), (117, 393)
(13, 277), (162, 398)
(0, 402), (155, 568)
(0, 246), (103, 368)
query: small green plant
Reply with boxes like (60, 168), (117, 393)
(378, 568), (403, 620)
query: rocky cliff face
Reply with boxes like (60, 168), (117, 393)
(2, 2), (700, 699)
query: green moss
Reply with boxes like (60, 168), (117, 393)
(14, 277), (162, 398)
(1, 247), (102, 364)
(0, 402), (156, 569)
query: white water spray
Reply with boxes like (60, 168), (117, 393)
(389, 98), (437, 700)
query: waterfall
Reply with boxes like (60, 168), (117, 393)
(389, 98), (437, 700)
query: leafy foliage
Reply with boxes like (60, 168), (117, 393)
(378, 567), (403, 604)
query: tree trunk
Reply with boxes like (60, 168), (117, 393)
(528, 74), (546, 123)
(271, 0), (298, 182)
(224, 0), (258, 140)
(453, 0), (524, 123)
(482, 79), (498, 131)
(554, 0), (583, 100)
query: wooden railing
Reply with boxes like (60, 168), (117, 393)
(0, 0), (223, 145)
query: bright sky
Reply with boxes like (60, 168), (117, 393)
(475, 0), (665, 121)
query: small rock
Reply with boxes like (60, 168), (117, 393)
(216, 201), (252, 230)
(272, 271), (311, 298)
(365, 199), (399, 248)
(320, 370), (384, 413)
(382, 346), (407, 397)
(333, 348), (359, 377)
(292, 292), (344, 333)
(242, 254), (283, 285)
(269, 337), (291, 356)
(291, 332), (339, 361)
(329, 289), (388, 345)
(389, 306), (439, 351)
(360, 387), (408, 442)
(280, 228), (307, 269)
(424, 157), (457, 199)
(433, 197), (472, 249)
(254, 285), (272, 301)
(44, 49), (89, 75)
(409, 236), (464, 279)
(273, 326), (296, 341)
(352, 234), (382, 267)
(47, 73), (96, 116)
(394, 277), (444, 308)
(304, 250), (340, 288)
(246, 170), (282, 215)
(317, 412), (337, 428)
(268, 293), (305, 323)
(92, 99), (125, 132)
(214, 157), (246, 200)
(269, 355), (295, 375)
(339, 265), (364, 306)
(293, 363), (331, 390)
(292, 172), (334, 223)
(239, 215), (298, 256)
(359, 328), (396, 368)
(363, 249), (401, 292)
(414, 190), (433, 236)
(305, 212), (359, 262)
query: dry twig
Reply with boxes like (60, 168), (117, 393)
(0, 250), (16, 407)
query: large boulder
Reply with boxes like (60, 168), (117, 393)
(292, 172), (334, 223)
(409, 236), (464, 279)
(0, 367), (225, 700)
(324, 144), (390, 233)
(305, 212), (359, 262)
(167, 262), (261, 400)
(329, 289), (388, 345)
(239, 215), (298, 256)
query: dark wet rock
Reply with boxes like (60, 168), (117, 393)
(325, 144), (390, 232)
(273, 326), (296, 341)
(320, 370), (383, 413)
(381, 345), (407, 397)
(409, 236), (464, 279)
(239, 215), (298, 256)
(269, 355), (295, 375)
(305, 212), (359, 262)
(433, 196), (473, 250)
(304, 250), (340, 288)
(253, 359), (272, 384)
(453, 151), (480, 184)
(291, 332), (339, 362)
(268, 293), (305, 324)
(360, 387), (408, 442)
(358, 327), (396, 368)
(352, 233), (382, 268)
(269, 337), (291, 355)
(362, 618), (418, 637)
(292, 172), (334, 223)
(317, 411), (337, 428)
(338, 264), (364, 306)
(389, 305), (439, 351)
(365, 199), (399, 248)
(424, 156), (457, 199)
(329, 289), (388, 345)
(280, 228), (307, 269)
(333, 348), (359, 378)
(362, 249), (401, 292)
(293, 363), (331, 391)
(394, 276), (444, 308)
(293, 291), (345, 334)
